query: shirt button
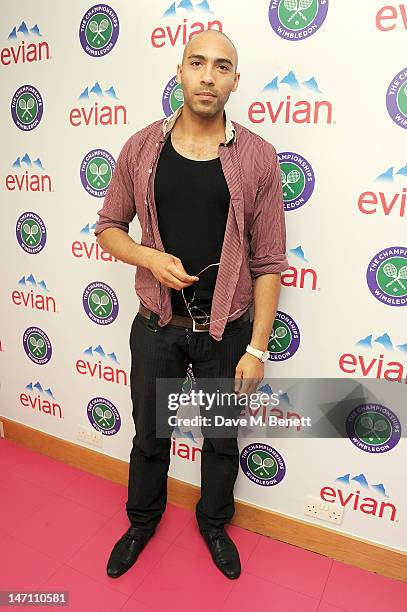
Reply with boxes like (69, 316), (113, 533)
(156, 143), (159, 147)
(148, 168), (152, 173)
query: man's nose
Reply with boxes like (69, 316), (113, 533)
(201, 66), (215, 84)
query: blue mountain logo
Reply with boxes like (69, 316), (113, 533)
(375, 163), (407, 182)
(258, 383), (294, 409)
(80, 222), (97, 236)
(18, 274), (49, 292)
(288, 245), (309, 263)
(263, 71), (322, 93)
(163, 0), (214, 17)
(8, 21), (42, 39)
(335, 473), (389, 498)
(172, 425), (199, 444)
(25, 382), (55, 399)
(83, 345), (119, 364)
(356, 333), (407, 355)
(78, 83), (119, 100)
(12, 153), (44, 170)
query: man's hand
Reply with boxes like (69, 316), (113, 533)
(234, 352), (264, 396)
(146, 251), (199, 290)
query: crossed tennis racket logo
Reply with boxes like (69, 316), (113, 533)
(357, 415), (389, 443)
(89, 291), (112, 315)
(87, 17), (110, 45)
(22, 222), (40, 244)
(250, 453), (276, 477)
(93, 403), (113, 427)
(18, 96), (36, 121)
(382, 262), (407, 292)
(283, 0), (314, 23)
(87, 160), (110, 188)
(29, 335), (45, 356)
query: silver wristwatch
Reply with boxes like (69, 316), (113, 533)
(246, 344), (270, 362)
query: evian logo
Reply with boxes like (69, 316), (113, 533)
(12, 275), (57, 314)
(358, 162), (407, 217)
(151, 0), (222, 48)
(376, 4), (407, 31)
(268, 0), (329, 41)
(75, 345), (128, 386)
(69, 82), (127, 127)
(20, 382), (62, 420)
(1, 21), (50, 66)
(320, 473), (397, 522)
(281, 246), (319, 290)
(249, 71), (333, 125)
(339, 331), (407, 383)
(6, 153), (52, 192)
(72, 222), (118, 263)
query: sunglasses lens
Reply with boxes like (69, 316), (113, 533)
(183, 285), (195, 303)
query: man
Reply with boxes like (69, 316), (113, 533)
(95, 29), (289, 580)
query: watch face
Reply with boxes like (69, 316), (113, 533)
(261, 351), (270, 362)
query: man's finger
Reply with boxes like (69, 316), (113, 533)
(169, 260), (199, 284)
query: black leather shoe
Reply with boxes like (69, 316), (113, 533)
(106, 525), (155, 578)
(200, 526), (241, 579)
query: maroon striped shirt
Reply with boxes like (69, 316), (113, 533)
(94, 104), (289, 341)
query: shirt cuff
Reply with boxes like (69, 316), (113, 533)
(249, 253), (290, 278)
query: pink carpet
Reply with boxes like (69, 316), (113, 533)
(0, 437), (405, 611)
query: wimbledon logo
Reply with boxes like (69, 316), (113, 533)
(162, 75), (184, 116)
(386, 68), (407, 129)
(87, 396), (121, 435)
(79, 4), (119, 57)
(11, 85), (43, 131)
(16, 212), (46, 254)
(366, 247), (407, 306)
(23, 326), (52, 365)
(83, 281), (119, 325)
(269, 0), (328, 40)
(240, 443), (286, 486)
(80, 149), (115, 197)
(346, 403), (401, 454)
(278, 151), (315, 211)
(268, 311), (301, 361)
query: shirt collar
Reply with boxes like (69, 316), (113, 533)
(162, 103), (236, 145)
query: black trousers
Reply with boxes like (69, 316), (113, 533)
(125, 310), (253, 532)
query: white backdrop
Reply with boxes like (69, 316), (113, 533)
(1, 0), (406, 552)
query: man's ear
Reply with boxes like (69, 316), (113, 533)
(176, 63), (182, 84)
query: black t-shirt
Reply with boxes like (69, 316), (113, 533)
(154, 132), (230, 316)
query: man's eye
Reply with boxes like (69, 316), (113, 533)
(219, 66), (228, 70)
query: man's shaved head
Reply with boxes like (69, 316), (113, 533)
(182, 29), (238, 72)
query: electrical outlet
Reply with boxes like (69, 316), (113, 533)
(304, 495), (344, 525)
(77, 425), (103, 449)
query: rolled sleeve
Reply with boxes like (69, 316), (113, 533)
(94, 136), (136, 237)
(249, 141), (289, 278)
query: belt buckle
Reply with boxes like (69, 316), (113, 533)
(192, 318), (210, 333)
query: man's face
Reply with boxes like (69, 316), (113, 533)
(176, 34), (239, 120)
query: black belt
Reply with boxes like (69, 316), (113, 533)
(138, 303), (249, 332)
